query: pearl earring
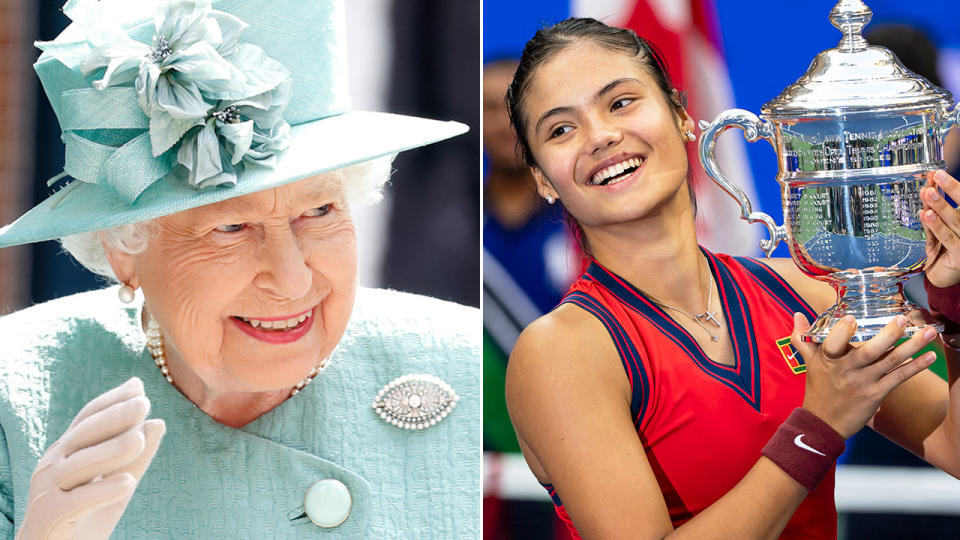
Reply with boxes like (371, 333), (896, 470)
(118, 284), (136, 304)
(545, 195), (556, 204)
(685, 130), (696, 142)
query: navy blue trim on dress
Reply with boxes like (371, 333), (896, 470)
(734, 257), (818, 320)
(584, 249), (762, 412)
(703, 249), (762, 409)
(540, 481), (564, 507)
(562, 291), (650, 429)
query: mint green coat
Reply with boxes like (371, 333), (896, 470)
(0, 287), (480, 538)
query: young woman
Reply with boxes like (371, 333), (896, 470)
(504, 18), (960, 539)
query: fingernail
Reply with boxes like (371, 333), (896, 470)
(145, 418), (167, 434)
(924, 328), (937, 339)
(935, 170), (948, 182)
(896, 315), (908, 327)
(926, 209), (937, 221)
(928, 187), (940, 201)
(924, 351), (938, 364)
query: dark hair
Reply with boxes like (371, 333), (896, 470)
(506, 17), (685, 168)
(505, 18), (692, 258)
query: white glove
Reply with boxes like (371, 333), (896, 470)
(15, 377), (165, 540)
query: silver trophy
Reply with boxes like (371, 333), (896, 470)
(698, 0), (957, 342)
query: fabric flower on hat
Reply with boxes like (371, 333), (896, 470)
(175, 70), (292, 188)
(36, 0), (292, 199)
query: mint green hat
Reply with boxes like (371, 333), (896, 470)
(0, 0), (467, 248)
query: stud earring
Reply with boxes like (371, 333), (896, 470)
(545, 195), (556, 204)
(684, 130), (696, 142)
(118, 283), (136, 304)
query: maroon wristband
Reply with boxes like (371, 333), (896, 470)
(761, 408), (846, 491)
(923, 274), (960, 328)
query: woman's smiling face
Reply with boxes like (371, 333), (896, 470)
(523, 40), (694, 228)
(113, 171), (357, 394)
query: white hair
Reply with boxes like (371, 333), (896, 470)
(60, 154), (395, 280)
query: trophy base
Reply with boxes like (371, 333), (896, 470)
(801, 272), (944, 343)
(802, 314), (943, 343)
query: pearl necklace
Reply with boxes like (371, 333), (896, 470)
(145, 317), (330, 397)
(145, 318), (174, 384)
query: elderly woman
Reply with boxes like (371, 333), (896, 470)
(0, 0), (479, 538)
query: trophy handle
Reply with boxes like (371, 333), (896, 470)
(941, 102), (960, 139)
(698, 109), (785, 257)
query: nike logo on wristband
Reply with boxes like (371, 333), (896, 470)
(794, 434), (826, 456)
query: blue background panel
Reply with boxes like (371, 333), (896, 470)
(484, 0), (960, 257)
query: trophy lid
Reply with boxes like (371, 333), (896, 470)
(762, 0), (951, 117)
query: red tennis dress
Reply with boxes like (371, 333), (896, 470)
(541, 249), (836, 539)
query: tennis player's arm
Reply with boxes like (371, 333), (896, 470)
(867, 344), (960, 477)
(766, 257), (960, 477)
(506, 305), (807, 540)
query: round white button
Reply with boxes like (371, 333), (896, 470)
(304, 478), (352, 528)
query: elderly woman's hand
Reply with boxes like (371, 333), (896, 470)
(921, 170), (960, 288)
(15, 378), (165, 540)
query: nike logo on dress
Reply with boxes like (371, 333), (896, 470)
(794, 434), (826, 456)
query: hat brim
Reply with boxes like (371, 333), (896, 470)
(0, 111), (467, 248)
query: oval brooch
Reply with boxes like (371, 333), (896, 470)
(372, 374), (459, 430)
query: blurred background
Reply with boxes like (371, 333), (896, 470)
(483, 1), (960, 538)
(0, 0), (479, 313)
